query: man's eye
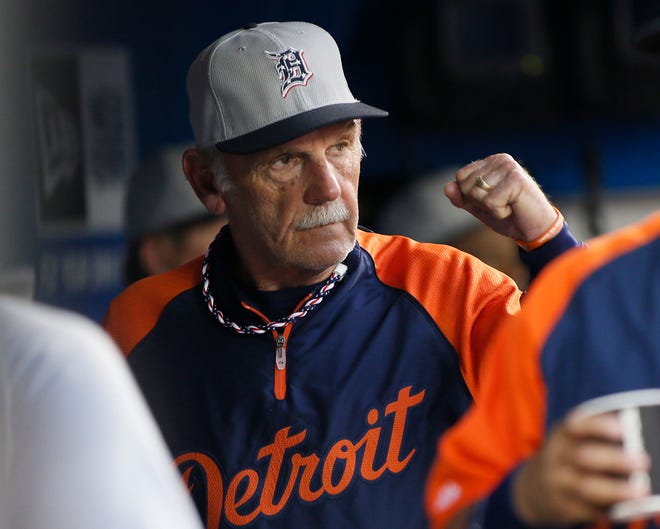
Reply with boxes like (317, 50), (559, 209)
(273, 154), (293, 166)
(335, 143), (348, 152)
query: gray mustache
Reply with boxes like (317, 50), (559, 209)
(296, 201), (350, 230)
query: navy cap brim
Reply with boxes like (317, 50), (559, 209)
(216, 102), (388, 154)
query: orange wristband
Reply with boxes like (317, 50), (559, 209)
(515, 206), (565, 252)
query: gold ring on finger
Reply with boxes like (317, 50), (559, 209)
(475, 175), (493, 192)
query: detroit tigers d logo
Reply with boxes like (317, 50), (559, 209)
(266, 48), (314, 98)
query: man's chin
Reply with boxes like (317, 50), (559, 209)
(293, 237), (354, 271)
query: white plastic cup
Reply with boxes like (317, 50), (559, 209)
(575, 389), (660, 522)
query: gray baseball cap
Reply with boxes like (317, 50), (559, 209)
(187, 21), (388, 153)
(125, 143), (213, 240)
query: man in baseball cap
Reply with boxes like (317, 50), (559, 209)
(105, 21), (580, 529)
(123, 143), (226, 285)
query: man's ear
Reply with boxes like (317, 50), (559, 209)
(182, 148), (227, 215)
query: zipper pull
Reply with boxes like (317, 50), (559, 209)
(275, 333), (286, 370)
(333, 262), (348, 279)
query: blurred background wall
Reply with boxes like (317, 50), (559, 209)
(1, 0), (659, 320)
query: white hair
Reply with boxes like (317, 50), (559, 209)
(200, 147), (233, 192)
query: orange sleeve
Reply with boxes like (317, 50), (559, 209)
(424, 301), (549, 528)
(358, 231), (521, 396)
(102, 257), (203, 357)
(425, 211), (660, 528)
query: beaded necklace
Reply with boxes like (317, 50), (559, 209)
(201, 241), (348, 335)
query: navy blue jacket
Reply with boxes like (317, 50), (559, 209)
(105, 226), (575, 529)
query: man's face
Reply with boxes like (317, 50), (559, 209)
(220, 120), (362, 288)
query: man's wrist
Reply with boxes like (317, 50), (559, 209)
(515, 206), (565, 252)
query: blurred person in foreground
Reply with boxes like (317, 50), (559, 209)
(376, 166), (529, 289)
(124, 143), (227, 285)
(104, 21), (579, 529)
(0, 294), (203, 529)
(425, 210), (660, 529)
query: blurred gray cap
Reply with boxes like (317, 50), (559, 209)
(125, 143), (212, 240)
(376, 166), (481, 243)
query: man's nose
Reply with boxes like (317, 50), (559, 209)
(303, 158), (342, 205)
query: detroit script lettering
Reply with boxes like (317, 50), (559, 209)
(176, 386), (425, 528)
